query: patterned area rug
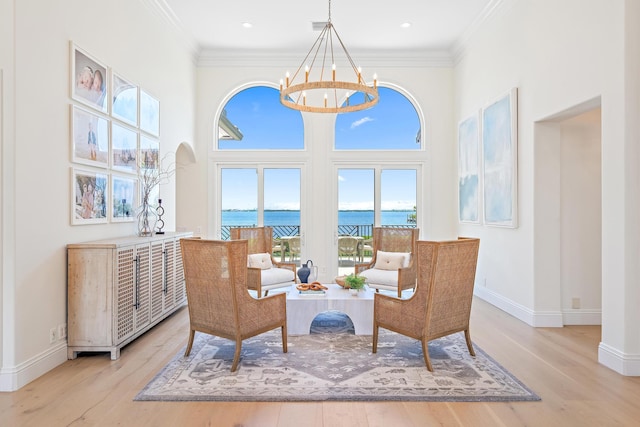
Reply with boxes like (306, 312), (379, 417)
(136, 311), (540, 402)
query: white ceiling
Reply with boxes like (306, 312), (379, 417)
(161, 0), (495, 56)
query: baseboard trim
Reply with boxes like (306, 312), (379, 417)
(598, 342), (640, 376)
(0, 343), (68, 392)
(563, 309), (602, 325)
(473, 286), (563, 327)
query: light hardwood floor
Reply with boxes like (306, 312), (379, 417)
(2, 298), (640, 427)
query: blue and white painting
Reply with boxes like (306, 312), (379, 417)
(458, 113), (480, 223)
(482, 88), (517, 227)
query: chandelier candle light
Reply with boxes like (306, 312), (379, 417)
(280, 0), (379, 114)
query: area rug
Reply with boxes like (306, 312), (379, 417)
(136, 311), (540, 402)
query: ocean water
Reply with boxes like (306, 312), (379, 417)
(222, 210), (415, 226)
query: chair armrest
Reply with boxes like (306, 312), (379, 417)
(246, 267), (262, 282)
(397, 265), (417, 287)
(246, 267), (263, 294)
(246, 292), (287, 324)
(355, 261), (374, 275)
(374, 292), (405, 313)
(274, 260), (296, 272)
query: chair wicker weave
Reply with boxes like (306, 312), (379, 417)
(355, 227), (419, 298)
(230, 227), (297, 297)
(372, 237), (480, 371)
(180, 238), (288, 372)
(338, 236), (359, 265)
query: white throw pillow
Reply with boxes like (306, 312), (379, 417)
(247, 253), (273, 270)
(374, 251), (408, 271)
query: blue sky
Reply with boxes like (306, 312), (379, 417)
(219, 86), (419, 210)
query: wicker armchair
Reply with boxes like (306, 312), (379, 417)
(355, 227), (419, 298)
(180, 238), (288, 372)
(338, 236), (359, 265)
(230, 227), (297, 297)
(372, 237), (480, 371)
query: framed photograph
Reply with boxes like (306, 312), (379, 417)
(111, 122), (138, 173)
(71, 105), (109, 167)
(482, 87), (518, 228)
(71, 168), (108, 225)
(140, 89), (160, 136)
(140, 135), (159, 170)
(112, 73), (138, 126)
(71, 43), (108, 113)
(111, 174), (137, 222)
(458, 112), (481, 224)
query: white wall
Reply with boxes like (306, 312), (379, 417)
(455, 0), (640, 374)
(0, 0), (196, 390)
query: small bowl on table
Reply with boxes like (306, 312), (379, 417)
(334, 276), (347, 288)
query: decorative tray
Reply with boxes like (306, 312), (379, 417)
(296, 282), (328, 296)
(297, 290), (326, 296)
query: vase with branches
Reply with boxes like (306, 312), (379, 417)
(137, 155), (175, 236)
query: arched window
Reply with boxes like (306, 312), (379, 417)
(217, 86), (304, 150)
(335, 86), (421, 150)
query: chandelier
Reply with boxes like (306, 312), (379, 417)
(279, 0), (379, 114)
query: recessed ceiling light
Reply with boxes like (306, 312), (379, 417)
(242, 22), (253, 28)
(400, 22), (411, 29)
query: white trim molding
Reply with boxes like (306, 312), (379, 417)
(0, 343), (67, 392)
(599, 343), (640, 376)
(474, 286), (564, 327)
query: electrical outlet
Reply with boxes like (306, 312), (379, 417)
(49, 327), (57, 344)
(58, 323), (67, 339)
(572, 298), (581, 309)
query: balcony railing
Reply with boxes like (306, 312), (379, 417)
(220, 224), (416, 241)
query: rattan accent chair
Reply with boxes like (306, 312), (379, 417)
(180, 238), (288, 372)
(355, 227), (419, 298)
(230, 227), (297, 297)
(372, 237), (480, 371)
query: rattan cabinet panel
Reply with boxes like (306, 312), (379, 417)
(67, 232), (192, 360)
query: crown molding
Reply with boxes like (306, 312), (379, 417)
(197, 49), (454, 68)
(451, 0), (509, 65)
(139, 0), (201, 64)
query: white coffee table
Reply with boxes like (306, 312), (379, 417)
(286, 283), (374, 335)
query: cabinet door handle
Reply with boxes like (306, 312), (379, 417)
(163, 250), (168, 294)
(134, 255), (140, 309)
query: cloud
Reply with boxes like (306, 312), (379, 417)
(350, 117), (374, 129)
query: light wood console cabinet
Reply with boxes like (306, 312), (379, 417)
(67, 232), (192, 360)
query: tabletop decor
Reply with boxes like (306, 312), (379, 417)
(344, 273), (366, 294)
(138, 155), (174, 236)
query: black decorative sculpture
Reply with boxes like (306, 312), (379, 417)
(155, 198), (165, 235)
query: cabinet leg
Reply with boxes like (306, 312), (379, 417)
(110, 348), (120, 360)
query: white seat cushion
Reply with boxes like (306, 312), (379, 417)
(260, 267), (295, 286)
(359, 268), (398, 287)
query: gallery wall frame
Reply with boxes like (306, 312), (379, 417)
(140, 89), (160, 136)
(69, 41), (163, 227)
(481, 87), (518, 228)
(112, 72), (139, 126)
(71, 105), (109, 168)
(111, 122), (138, 174)
(111, 174), (138, 222)
(458, 112), (481, 224)
(140, 135), (159, 170)
(70, 43), (109, 114)
(71, 168), (108, 225)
